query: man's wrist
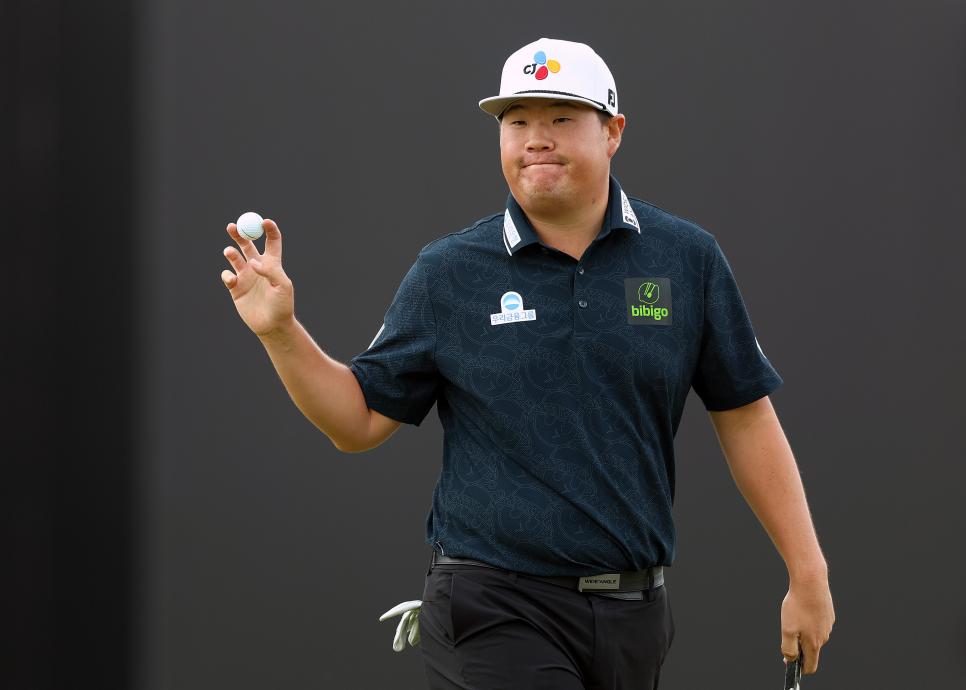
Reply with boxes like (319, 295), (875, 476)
(788, 558), (829, 584)
(256, 316), (299, 348)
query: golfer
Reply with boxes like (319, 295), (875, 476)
(220, 37), (834, 690)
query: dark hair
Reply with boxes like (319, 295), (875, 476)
(596, 110), (614, 127)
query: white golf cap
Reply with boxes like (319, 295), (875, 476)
(478, 37), (618, 119)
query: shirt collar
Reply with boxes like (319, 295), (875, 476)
(502, 174), (641, 257)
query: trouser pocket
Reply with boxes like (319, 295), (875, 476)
(421, 568), (456, 644)
(662, 585), (676, 660)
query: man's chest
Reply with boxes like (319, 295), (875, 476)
(431, 242), (703, 398)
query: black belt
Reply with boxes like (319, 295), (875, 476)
(431, 551), (664, 594)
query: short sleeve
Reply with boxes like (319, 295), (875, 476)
(348, 250), (440, 426)
(691, 237), (783, 411)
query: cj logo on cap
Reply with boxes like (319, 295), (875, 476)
(624, 277), (673, 325)
(522, 51), (561, 81)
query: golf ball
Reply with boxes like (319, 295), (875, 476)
(236, 211), (264, 240)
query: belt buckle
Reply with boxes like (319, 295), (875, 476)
(578, 572), (621, 592)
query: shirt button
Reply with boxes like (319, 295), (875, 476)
(578, 299), (588, 308)
(577, 266), (585, 275)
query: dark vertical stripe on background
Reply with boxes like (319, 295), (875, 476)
(3, 2), (58, 689)
(5, 1), (137, 689)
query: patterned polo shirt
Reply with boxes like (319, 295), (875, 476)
(348, 174), (783, 576)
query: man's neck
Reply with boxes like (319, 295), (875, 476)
(522, 181), (610, 262)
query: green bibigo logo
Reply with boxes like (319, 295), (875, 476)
(624, 277), (673, 325)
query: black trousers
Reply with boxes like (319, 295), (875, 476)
(419, 559), (675, 690)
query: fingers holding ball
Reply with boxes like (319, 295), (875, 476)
(222, 212), (280, 289)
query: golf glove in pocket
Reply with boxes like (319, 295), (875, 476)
(378, 599), (422, 652)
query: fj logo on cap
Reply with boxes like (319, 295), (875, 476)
(491, 291), (537, 325)
(625, 277), (673, 325)
(522, 50), (561, 80)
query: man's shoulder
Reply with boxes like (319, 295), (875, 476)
(626, 194), (716, 248)
(415, 211), (506, 259)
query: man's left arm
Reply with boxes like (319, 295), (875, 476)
(708, 395), (836, 676)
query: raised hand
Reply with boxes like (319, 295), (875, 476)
(221, 218), (295, 337)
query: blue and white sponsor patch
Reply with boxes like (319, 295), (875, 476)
(490, 290), (537, 325)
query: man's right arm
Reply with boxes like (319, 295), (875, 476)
(258, 317), (403, 453)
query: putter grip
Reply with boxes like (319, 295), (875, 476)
(784, 653), (803, 689)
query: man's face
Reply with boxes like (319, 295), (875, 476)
(499, 98), (624, 214)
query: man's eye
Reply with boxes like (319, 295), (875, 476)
(554, 117), (571, 123)
(510, 120), (525, 126)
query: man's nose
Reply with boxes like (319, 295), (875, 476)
(525, 124), (554, 151)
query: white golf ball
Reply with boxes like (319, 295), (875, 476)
(236, 211), (264, 240)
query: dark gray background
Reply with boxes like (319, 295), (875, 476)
(8, 0), (965, 688)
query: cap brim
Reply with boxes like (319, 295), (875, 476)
(478, 92), (610, 119)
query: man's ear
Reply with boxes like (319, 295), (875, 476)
(607, 114), (626, 157)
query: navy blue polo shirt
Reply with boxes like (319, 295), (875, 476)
(349, 175), (783, 577)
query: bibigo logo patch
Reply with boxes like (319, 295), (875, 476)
(624, 277), (673, 325)
(522, 51), (561, 81)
